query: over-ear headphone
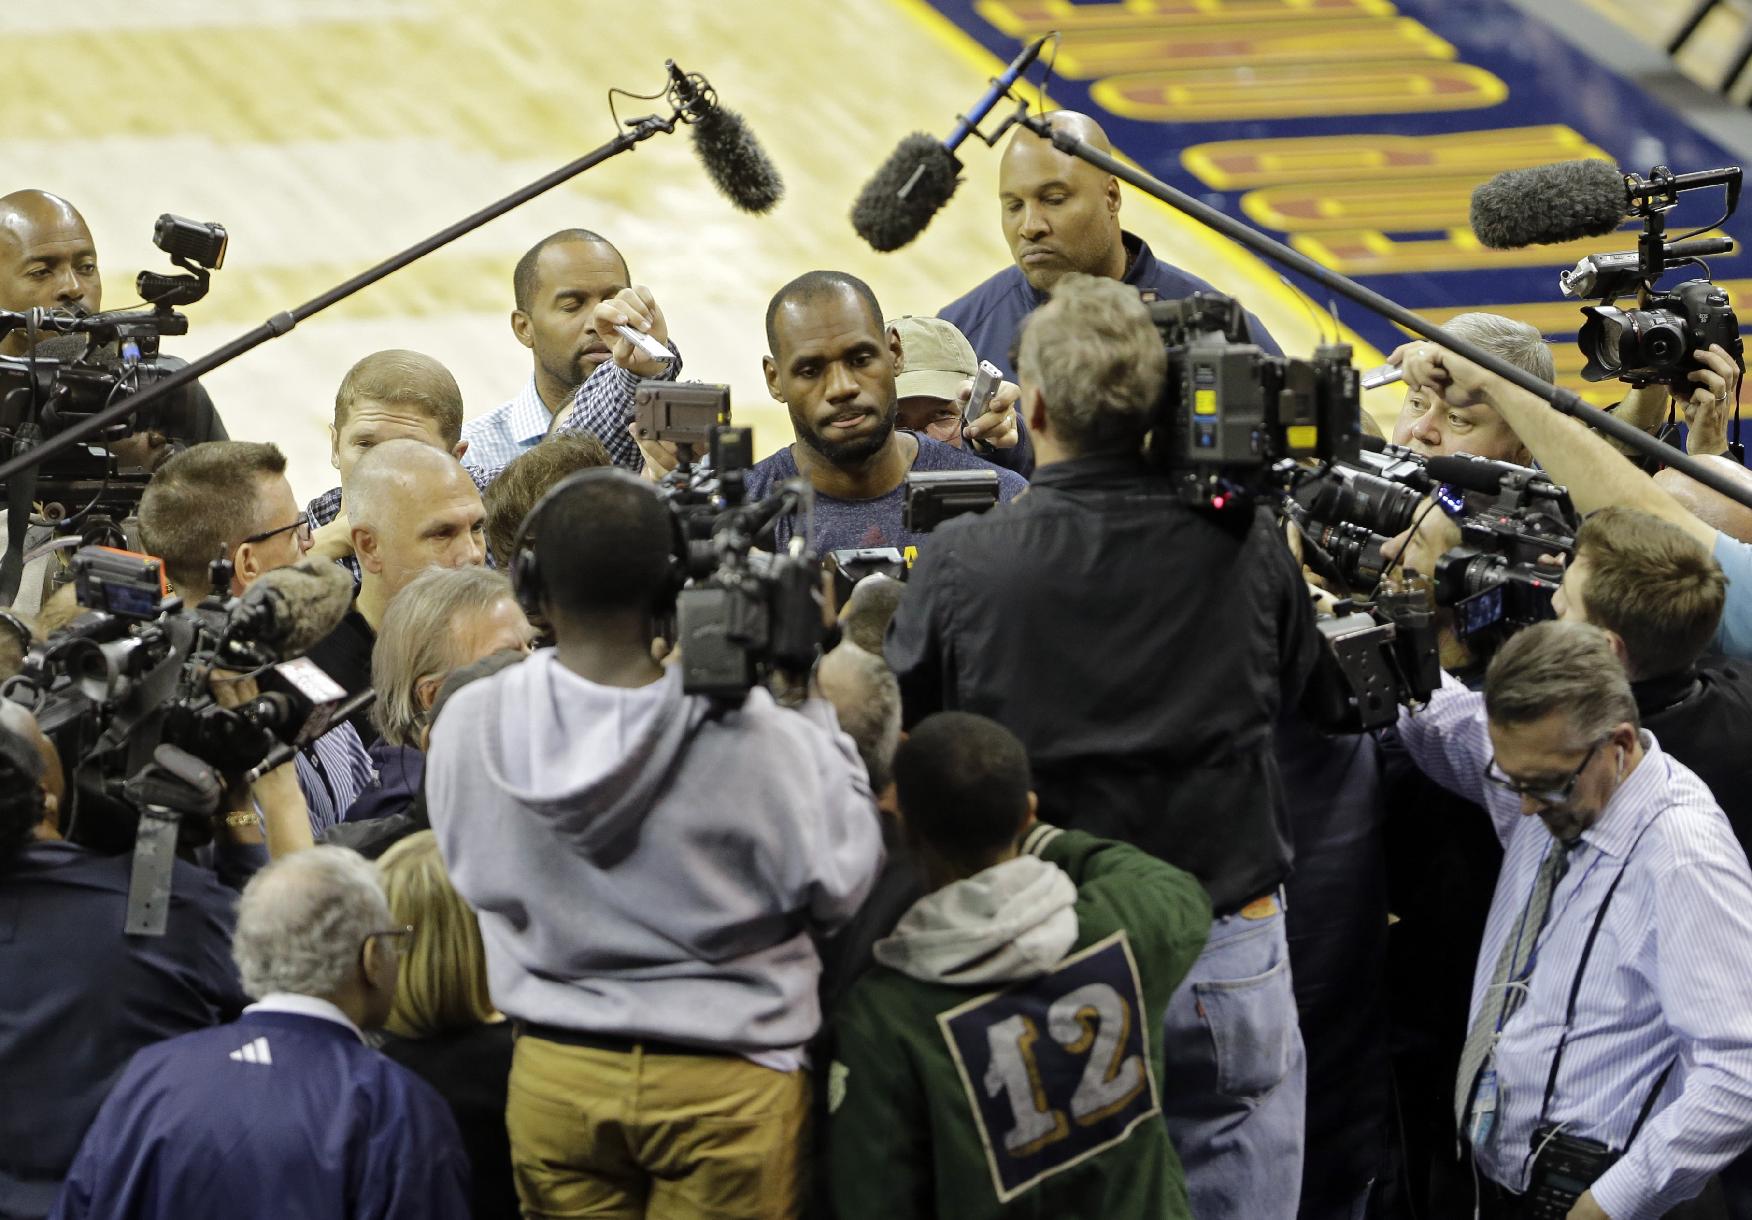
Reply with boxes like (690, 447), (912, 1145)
(510, 467), (687, 618)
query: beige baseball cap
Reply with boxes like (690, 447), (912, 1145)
(891, 315), (978, 403)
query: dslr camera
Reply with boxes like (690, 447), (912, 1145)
(1558, 166), (1744, 386)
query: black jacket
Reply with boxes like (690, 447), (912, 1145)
(1636, 658), (1752, 852)
(886, 452), (1320, 914)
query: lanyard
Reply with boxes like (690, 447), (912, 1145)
(1524, 805), (1671, 1168)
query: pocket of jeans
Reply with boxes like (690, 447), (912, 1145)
(1193, 954), (1295, 1100)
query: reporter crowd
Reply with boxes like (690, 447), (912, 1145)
(9, 108), (1752, 1220)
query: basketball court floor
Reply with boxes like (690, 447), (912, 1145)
(5, 0), (1751, 502)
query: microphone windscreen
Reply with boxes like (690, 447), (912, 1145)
(1469, 159), (1627, 249)
(691, 106), (785, 214)
(851, 134), (962, 253)
(230, 558), (356, 661)
(31, 333), (92, 363)
(1358, 432), (1388, 453)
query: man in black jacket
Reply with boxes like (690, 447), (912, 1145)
(887, 273), (1319, 1220)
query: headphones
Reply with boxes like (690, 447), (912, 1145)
(510, 467), (688, 618)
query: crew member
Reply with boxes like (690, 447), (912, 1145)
(888, 273), (1319, 1218)
(1394, 620), (1752, 1218)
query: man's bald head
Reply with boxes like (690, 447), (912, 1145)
(1656, 460), (1752, 543)
(0, 190), (100, 354)
(349, 439), (486, 601)
(999, 112), (1125, 293)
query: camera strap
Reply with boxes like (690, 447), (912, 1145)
(1528, 806), (1670, 1170)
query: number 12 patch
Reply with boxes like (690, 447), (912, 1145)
(938, 931), (1161, 1203)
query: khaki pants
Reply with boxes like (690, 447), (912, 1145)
(507, 1033), (809, 1219)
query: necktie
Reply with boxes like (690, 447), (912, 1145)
(1454, 839), (1575, 1132)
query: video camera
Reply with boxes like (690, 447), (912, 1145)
(0, 214), (227, 534)
(1290, 444), (1577, 650)
(638, 384), (832, 702)
(1149, 292), (1362, 506)
(1558, 166), (1744, 387)
(1, 545), (361, 934)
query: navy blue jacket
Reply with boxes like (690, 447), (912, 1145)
(939, 230), (1282, 381)
(51, 1010), (469, 1220)
(0, 841), (244, 1220)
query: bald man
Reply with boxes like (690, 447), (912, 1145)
(939, 113), (1278, 476)
(0, 189), (227, 458)
(303, 439), (487, 743)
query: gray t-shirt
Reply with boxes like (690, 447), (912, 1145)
(742, 432), (1028, 554)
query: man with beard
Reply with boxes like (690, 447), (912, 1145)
(743, 271), (1027, 554)
(463, 230), (631, 471)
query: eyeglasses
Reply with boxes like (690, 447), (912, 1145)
(363, 925), (415, 951)
(1484, 738), (1605, 808)
(242, 512), (313, 547)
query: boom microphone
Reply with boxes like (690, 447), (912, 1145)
(667, 62), (785, 214)
(851, 35), (1049, 252)
(224, 558), (355, 662)
(1469, 159), (1629, 249)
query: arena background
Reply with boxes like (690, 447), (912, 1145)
(6, 0), (1752, 502)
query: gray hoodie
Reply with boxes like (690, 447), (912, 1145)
(426, 652), (884, 1065)
(872, 855), (1079, 987)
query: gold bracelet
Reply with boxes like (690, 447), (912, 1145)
(223, 811), (259, 829)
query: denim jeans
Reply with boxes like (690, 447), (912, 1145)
(1161, 895), (1306, 1220)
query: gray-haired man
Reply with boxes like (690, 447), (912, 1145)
(52, 848), (470, 1220)
(1395, 620), (1752, 1218)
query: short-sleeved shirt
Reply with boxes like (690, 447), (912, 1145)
(1714, 531), (1752, 660)
(741, 432), (1028, 555)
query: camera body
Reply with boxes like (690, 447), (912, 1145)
(1150, 293), (1361, 506)
(1290, 446), (1577, 653)
(1579, 278), (1742, 385)
(638, 391), (830, 702)
(1304, 574), (1443, 732)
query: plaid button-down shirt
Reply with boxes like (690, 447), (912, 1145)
(459, 374), (550, 473)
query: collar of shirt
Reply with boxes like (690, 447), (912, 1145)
(243, 992), (366, 1042)
(1020, 232), (1150, 309)
(1027, 450), (1152, 490)
(497, 374), (554, 448)
(1574, 730), (1668, 861)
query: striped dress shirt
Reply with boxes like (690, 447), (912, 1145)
(292, 721), (377, 838)
(1396, 675), (1752, 1219)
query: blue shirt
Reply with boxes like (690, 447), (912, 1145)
(461, 374), (552, 472)
(51, 1006), (469, 1220)
(0, 841), (244, 1219)
(1713, 531), (1752, 660)
(1396, 677), (1752, 1215)
(741, 432), (1028, 555)
(939, 231), (1282, 386)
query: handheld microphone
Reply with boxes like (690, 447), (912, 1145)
(223, 558), (355, 663)
(851, 35), (1049, 252)
(667, 62), (785, 214)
